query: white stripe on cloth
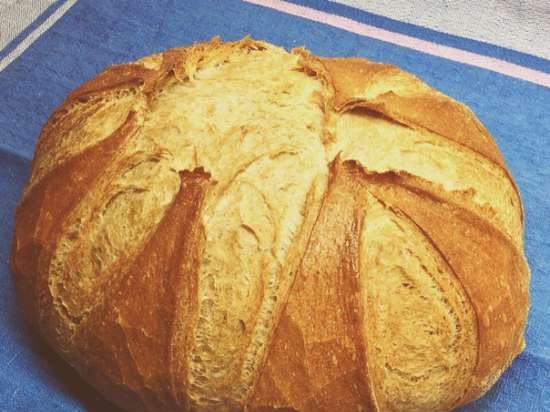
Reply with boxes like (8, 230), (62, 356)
(245, 0), (550, 88)
(0, 0), (56, 50)
(0, 0), (77, 72)
(331, 0), (550, 60)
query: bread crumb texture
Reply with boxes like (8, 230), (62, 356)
(10, 37), (529, 412)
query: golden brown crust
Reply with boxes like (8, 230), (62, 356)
(66, 47), (189, 101)
(11, 111), (138, 347)
(71, 169), (209, 412)
(319, 57), (504, 166)
(250, 161), (378, 412)
(357, 167), (528, 407)
(10, 37), (529, 412)
(318, 57), (525, 229)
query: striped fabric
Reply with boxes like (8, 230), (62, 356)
(245, 0), (550, 87)
(0, 1), (548, 411)
(332, 0), (550, 60)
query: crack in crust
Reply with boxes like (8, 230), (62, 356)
(10, 37), (529, 412)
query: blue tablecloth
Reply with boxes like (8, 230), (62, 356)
(0, 1), (549, 411)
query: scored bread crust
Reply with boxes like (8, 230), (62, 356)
(10, 37), (529, 412)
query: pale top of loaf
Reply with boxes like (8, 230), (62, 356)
(11, 37), (529, 412)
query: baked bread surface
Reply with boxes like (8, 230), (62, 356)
(10, 37), (529, 412)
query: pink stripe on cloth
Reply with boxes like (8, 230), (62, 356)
(244, 0), (550, 88)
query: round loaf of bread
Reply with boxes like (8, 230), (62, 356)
(10, 37), (529, 412)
